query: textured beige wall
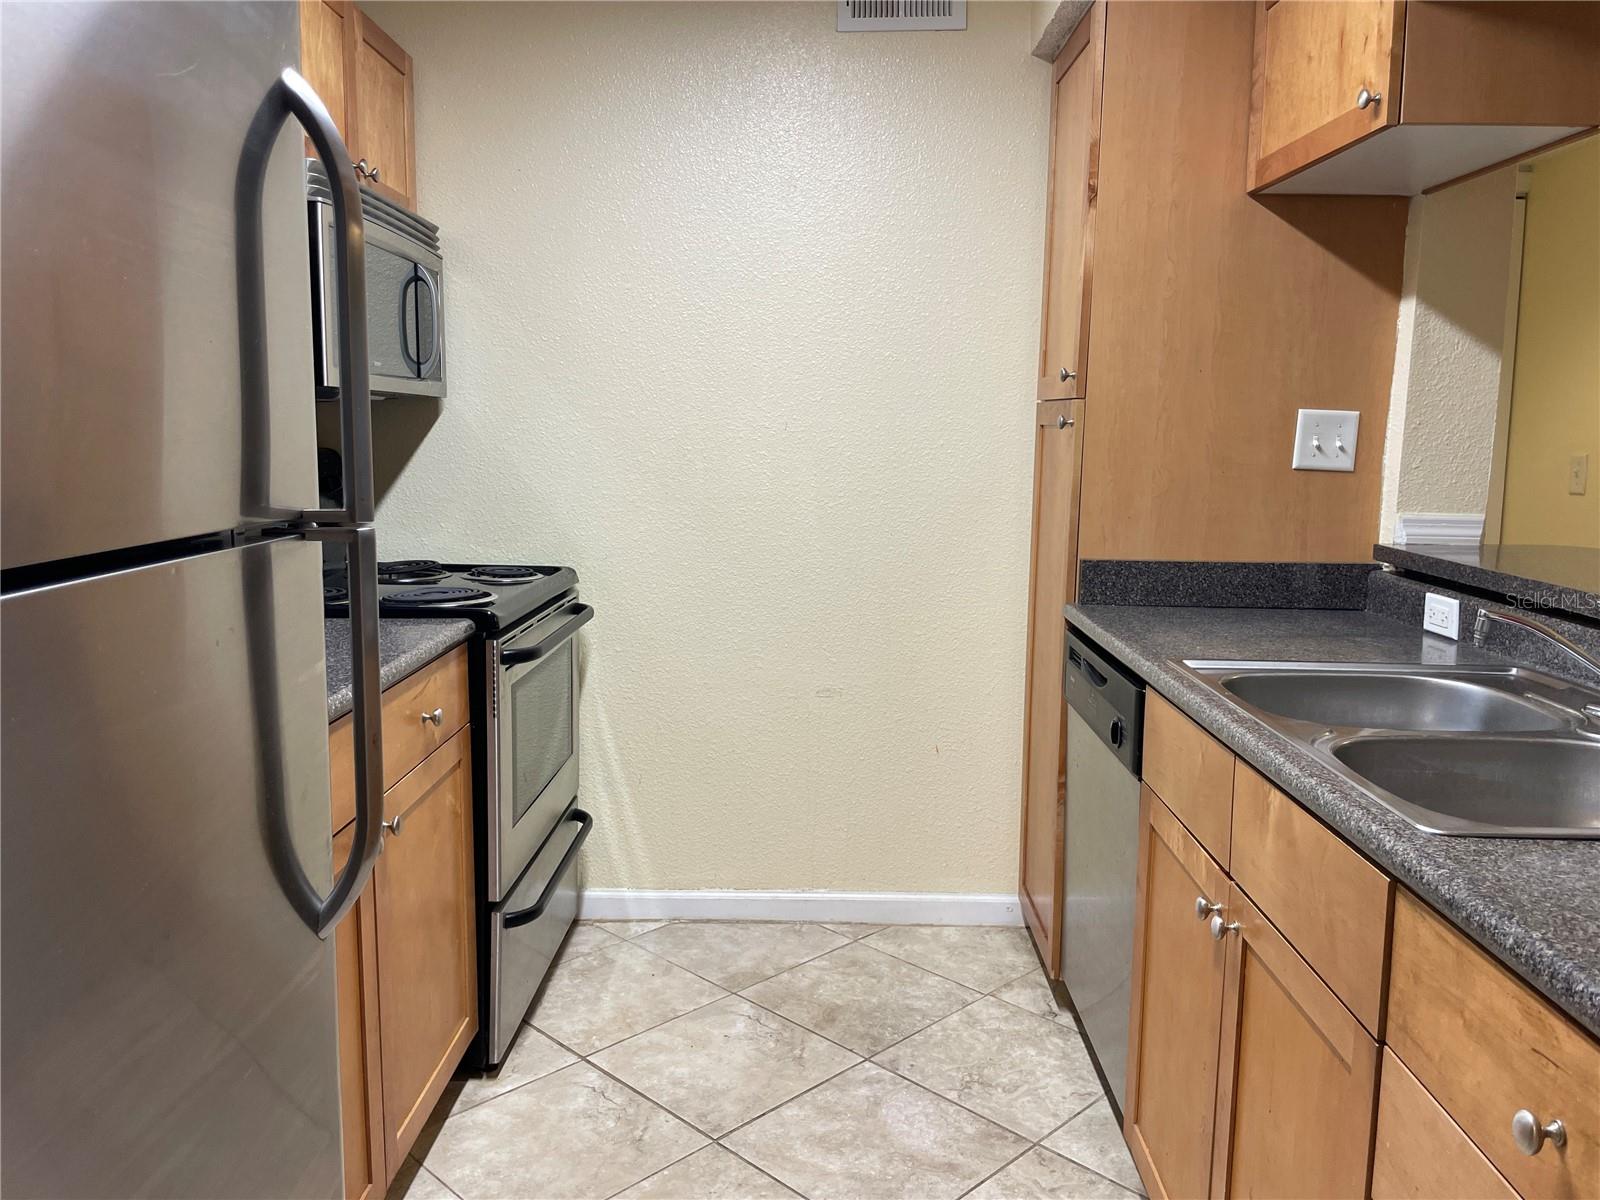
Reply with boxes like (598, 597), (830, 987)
(362, 2), (1050, 893)
(1500, 137), (1600, 549)
(1380, 166), (1518, 541)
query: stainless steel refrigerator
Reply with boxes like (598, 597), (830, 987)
(1, 5), (383, 1196)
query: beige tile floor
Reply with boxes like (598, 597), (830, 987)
(391, 921), (1147, 1200)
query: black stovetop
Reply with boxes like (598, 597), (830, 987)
(324, 559), (579, 633)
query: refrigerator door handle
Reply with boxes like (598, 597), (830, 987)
(237, 67), (374, 526)
(300, 525), (384, 937)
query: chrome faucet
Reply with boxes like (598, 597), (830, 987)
(1473, 608), (1600, 718)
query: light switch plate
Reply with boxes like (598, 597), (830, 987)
(1570, 454), (1590, 496)
(1423, 592), (1461, 640)
(1291, 409), (1360, 472)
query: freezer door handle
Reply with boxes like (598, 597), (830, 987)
(237, 67), (374, 525)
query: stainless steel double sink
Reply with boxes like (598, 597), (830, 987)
(1176, 661), (1600, 838)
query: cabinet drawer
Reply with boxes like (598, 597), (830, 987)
(1142, 691), (1234, 867)
(329, 645), (472, 831)
(1372, 1048), (1517, 1200)
(1230, 765), (1392, 1035)
(1388, 890), (1600, 1199)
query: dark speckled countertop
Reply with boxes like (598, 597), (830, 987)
(325, 618), (476, 722)
(1066, 602), (1600, 1037)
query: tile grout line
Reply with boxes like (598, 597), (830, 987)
(622, 922), (862, 994)
(715, 1138), (816, 1199)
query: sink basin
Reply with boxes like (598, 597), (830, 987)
(1178, 660), (1600, 837)
(1331, 737), (1600, 837)
(1219, 671), (1569, 734)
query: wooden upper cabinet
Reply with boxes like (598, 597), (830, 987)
(1248, 0), (1403, 189)
(298, 1), (418, 211)
(1249, 1), (1600, 195)
(374, 727), (476, 1181)
(352, 12), (417, 210)
(1017, 399), (1085, 976)
(300, 0), (357, 140)
(1124, 789), (1229, 1200)
(1036, 5), (1103, 401)
(1210, 884), (1380, 1198)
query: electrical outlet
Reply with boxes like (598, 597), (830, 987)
(1423, 592), (1461, 640)
(1570, 454), (1590, 496)
(1291, 409), (1360, 472)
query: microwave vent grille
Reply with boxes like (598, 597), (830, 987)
(304, 160), (440, 253)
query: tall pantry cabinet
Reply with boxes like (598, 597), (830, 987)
(1018, 6), (1103, 973)
(1017, 0), (1409, 979)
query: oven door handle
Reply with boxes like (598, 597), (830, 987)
(503, 809), (593, 928)
(500, 603), (594, 665)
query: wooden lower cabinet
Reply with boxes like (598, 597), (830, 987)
(1125, 788), (1230, 1200)
(1211, 885), (1379, 1198)
(330, 709), (478, 1198)
(1371, 1048), (1517, 1200)
(373, 726), (477, 1179)
(333, 822), (387, 1200)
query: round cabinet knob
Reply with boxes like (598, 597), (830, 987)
(383, 812), (405, 837)
(1356, 87), (1382, 111)
(1057, 414), (1075, 429)
(368, 165), (381, 182)
(421, 707), (444, 726)
(1059, 367), (1078, 382)
(1511, 1110), (1566, 1156)
(1210, 914), (1241, 941)
(1195, 896), (1223, 920)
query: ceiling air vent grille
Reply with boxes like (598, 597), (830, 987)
(837, 0), (966, 32)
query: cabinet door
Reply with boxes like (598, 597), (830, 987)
(374, 727), (477, 1177)
(1036, 5), (1102, 401)
(353, 10), (417, 209)
(299, 0), (358, 149)
(332, 821), (386, 1200)
(1247, 0), (1403, 191)
(1211, 885), (1379, 1198)
(1125, 788), (1229, 1200)
(1018, 399), (1084, 974)
(1371, 1048), (1517, 1200)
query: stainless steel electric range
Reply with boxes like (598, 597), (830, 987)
(326, 558), (593, 1067)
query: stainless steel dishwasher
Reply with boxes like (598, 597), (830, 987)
(1061, 629), (1145, 1118)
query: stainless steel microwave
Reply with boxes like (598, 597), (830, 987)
(307, 160), (445, 399)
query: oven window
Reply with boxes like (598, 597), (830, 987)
(512, 639), (575, 824)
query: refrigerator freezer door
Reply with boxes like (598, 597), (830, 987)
(0, 2), (317, 570)
(1, 537), (341, 1199)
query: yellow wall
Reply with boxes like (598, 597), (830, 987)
(1499, 137), (1600, 549)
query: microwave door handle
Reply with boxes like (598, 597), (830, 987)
(500, 603), (595, 666)
(399, 273), (422, 374)
(417, 267), (442, 378)
(503, 810), (593, 928)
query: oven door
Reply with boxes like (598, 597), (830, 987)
(488, 599), (593, 901)
(313, 205), (446, 399)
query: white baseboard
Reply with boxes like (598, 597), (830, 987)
(576, 888), (1024, 927)
(1394, 512), (1484, 547)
